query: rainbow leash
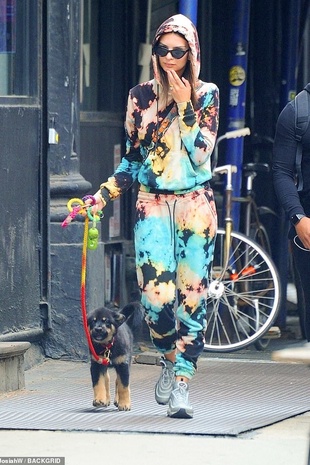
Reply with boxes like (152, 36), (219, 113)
(63, 196), (107, 364)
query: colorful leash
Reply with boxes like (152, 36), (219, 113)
(62, 196), (109, 365)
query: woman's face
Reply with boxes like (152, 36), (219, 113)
(157, 33), (189, 77)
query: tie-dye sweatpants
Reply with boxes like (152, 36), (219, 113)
(134, 185), (217, 379)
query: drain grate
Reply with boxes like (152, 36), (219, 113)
(0, 358), (309, 436)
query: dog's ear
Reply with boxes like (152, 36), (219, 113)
(120, 303), (137, 320)
(120, 302), (144, 328)
(114, 312), (127, 327)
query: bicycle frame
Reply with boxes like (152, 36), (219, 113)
(212, 128), (250, 278)
(213, 164), (236, 279)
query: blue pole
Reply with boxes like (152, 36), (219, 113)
(225, 0), (251, 230)
(179, 0), (198, 25)
(276, 0), (301, 329)
(279, 1), (301, 107)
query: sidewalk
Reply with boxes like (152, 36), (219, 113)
(1, 308), (310, 465)
(1, 414), (310, 465)
(1, 333), (310, 465)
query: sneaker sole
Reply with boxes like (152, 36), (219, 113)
(156, 398), (169, 405)
(167, 407), (193, 419)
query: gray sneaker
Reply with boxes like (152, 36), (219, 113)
(155, 358), (175, 405)
(167, 381), (194, 419)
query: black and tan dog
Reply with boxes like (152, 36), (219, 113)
(87, 302), (144, 411)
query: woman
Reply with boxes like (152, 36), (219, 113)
(88, 14), (219, 418)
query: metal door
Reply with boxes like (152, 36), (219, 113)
(0, 1), (46, 340)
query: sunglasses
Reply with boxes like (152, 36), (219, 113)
(154, 44), (189, 59)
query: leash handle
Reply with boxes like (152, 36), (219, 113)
(61, 195), (102, 229)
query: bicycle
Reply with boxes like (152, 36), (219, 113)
(204, 129), (281, 352)
(232, 162), (281, 350)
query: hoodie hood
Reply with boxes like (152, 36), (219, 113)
(151, 14), (201, 85)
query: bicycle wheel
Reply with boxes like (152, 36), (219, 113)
(251, 223), (271, 255)
(204, 228), (281, 352)
(250, 224), (272, 350)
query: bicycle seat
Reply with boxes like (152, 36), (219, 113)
(243, 163), (270, 175)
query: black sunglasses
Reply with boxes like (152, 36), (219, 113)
(154, 44), (189, 59)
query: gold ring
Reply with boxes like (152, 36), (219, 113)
(169, 86), (173, 90)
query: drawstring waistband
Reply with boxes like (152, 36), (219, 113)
(139, 181), (210, 196)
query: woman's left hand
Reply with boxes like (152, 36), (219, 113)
(167, 70), (191, 103)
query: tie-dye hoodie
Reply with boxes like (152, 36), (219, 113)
(100, 14), (219, 199)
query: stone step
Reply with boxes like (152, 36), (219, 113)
(0, 342), (31, 392)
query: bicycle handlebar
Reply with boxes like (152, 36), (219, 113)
(215, 127), (251, 148)
(213, 164), (237, 188)
(212, 127), (251, 171)
(224, 127), (251, 139)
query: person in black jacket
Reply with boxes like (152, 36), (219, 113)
(273, 83), (310, 355)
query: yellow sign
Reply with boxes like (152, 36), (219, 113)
(229, 66), (246, 86)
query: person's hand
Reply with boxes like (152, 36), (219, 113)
(167, 70), (191, 103)
(295, 217), (310, 249)
(84, 191), (106, 214)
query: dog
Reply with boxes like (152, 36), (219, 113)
(87, 302), (144, 411)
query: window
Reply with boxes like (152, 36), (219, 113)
(80, 0), (99, 110)
(0, 0), (38, 97)
(80, 0), (137, 112)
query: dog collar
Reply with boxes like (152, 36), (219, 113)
(95, 338), (114, 366)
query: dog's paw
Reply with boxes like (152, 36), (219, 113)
(93, 399), (110, 408)
(114, 400), (131, 411)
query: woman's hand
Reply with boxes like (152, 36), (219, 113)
(167, 70), (191, 103)
(84, 191), (106, 214)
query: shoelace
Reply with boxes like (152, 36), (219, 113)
(161, 364), (174, 385)
(173, 382), (188, 400)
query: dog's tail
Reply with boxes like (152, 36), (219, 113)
(121, 301), (145, 332)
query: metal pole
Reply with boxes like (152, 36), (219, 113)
(225, 0), (251, 230)
(179, 0), (198, 25)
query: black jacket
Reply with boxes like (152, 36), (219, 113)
(273, 83), (310, 219)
